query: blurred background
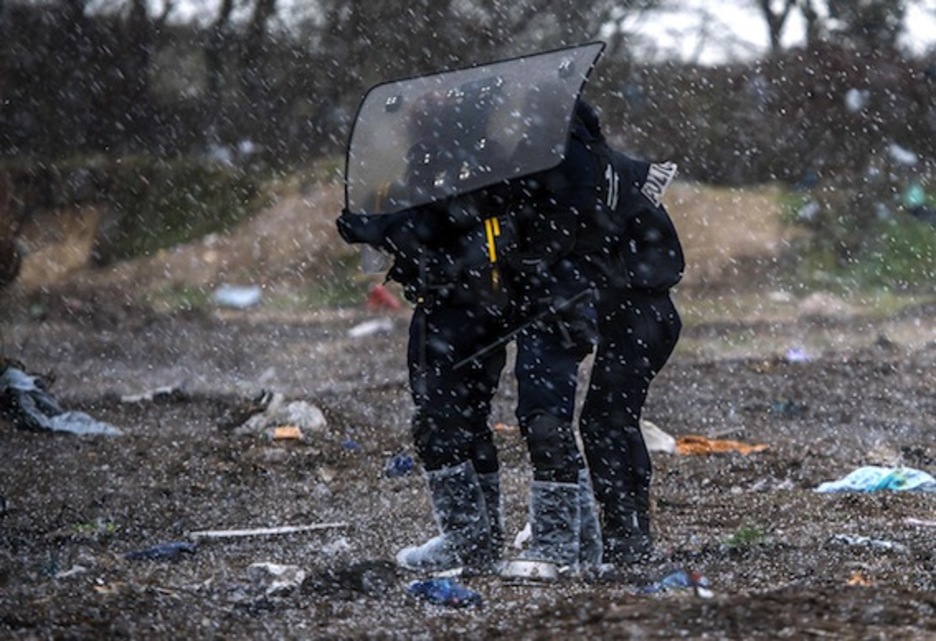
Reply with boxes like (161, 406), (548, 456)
(1, 0), (935, 303)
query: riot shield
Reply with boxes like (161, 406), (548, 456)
(345, 42), (605, 216)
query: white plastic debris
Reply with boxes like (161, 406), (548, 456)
(348, 318), (394, 338)
(320, 536), (353, 556)
(827, 534), (909, 554)
(784, 347), (811, 363)
(641, 420), (677, 454)
(247, 562), (306, 596)
(212, 284), (262, 309)
(797, 200), (821, 223)
(120, 385), (184, 403)
(234, 392), (327, 437)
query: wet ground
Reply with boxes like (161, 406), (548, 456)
(1, 184), (935, 639)
(1, 289), (935, 640)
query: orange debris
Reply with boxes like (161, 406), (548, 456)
(675, 435), (768, 456)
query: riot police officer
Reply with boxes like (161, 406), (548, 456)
(338, 171), (604, 578)
(555, 100), (684, 566)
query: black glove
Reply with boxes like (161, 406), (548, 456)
(339, 208), (409, 247)
(336, 208), (379, 245)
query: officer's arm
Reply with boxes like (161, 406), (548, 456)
(336, 208), (414, 252)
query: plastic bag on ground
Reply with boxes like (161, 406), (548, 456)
(406, 578), (483, 608)
(814, 466), (936, 493)
(1, 364), (122, 436)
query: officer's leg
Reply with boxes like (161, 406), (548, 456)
(398, 305), (499, 573)
(502, 314), (602, 578)
(580, 291), (680, 564)
(630, 294), (681, 541)
(465, 331), (509, 562)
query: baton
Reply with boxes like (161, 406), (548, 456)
(453, 287), (593, 370)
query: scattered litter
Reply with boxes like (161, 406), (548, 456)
(124, 541), (197, 561)
(847, 571), (873, 586)
(365, 283), (402, 312)
(188, 521), (349, 541)
(641, 420), (676, 454)
(348, 318), (394, 338)
(120, 385), (188, 404)
(228, 391), (327, 437)
(784, 347), (812, 363)
(493, 422), (518, 433)
(768, 399), (807, 418)
(54, 565), (89, 579)
(406, 578), (483, 608)
(904, 517), (936, 528)
(640, 569), (713, 599)
(269, 425), (303, 441)
(384, 451), (414, 478)
(0, 363), (123, 436)
(827, 534), (909, 554)
(676, 435), (768, 456)
(814, 466), (936, 493)
(247, 562), (306, 596)
(342, 438), (362, 451)
(212, 284), (262, 309)
(320, 536), (352, 556)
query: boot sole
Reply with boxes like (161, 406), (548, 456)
(499, 559), (559, 582)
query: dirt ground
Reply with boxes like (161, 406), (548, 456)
(1, 181), (935, 640)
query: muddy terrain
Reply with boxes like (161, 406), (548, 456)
(1, 182), (934, 639)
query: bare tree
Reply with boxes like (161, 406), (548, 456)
(794, 0), (909, 51)
(204, 0), (235, 142)
(754, 0), (797, 56)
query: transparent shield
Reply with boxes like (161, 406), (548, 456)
(345, 42), (605, 215)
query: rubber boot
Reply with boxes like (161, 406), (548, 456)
(578, 468), (603, 567)
(603, 503), (652, 565)
(635, 486), (653, 554)
(501, 481), (580, 581)
(478, 472), (504, 564)
(395, 461), (494, 575)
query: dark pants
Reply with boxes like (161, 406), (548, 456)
(514, 261), (596, 483)
(579, 288), (680, 539)
(408, 302), (508, 474)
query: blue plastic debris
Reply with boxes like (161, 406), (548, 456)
(124, 541), (197, 561)
(640, 569), (712, 597)
(815, 466), (936, 493)
(341, 438), (362, 451)
(406, 578), (483, 608)
(384, 452), (414, 478)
